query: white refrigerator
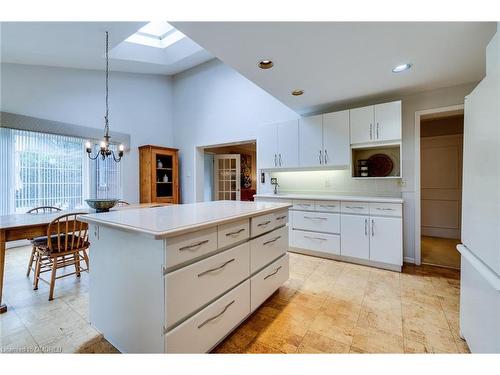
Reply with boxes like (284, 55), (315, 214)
(459, 25), (500, 353)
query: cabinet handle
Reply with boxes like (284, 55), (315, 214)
(304, 216), (328, 220)
(179, 239), (209, 251)
(319, 150), (323, 164)
(371, 219), (375, 237)
(376, 122), (379, 139)
(376, 207), (395, 211)
(257, 220), (271, 227)
(276, 215), (287, 220)
(365, 219), (367, 236)
(225, 228), (245, 237)
(324, 149), (328, 164)
(319, 204), (336, 208)
(198, 258), (235, 277)
(264, 266), (282, 280)
(370, 123), (373, 140)
(346, 206), (364, 210)
(197, 300), (235, 329)
(274, 154), (277, 167)
(263, 236), (281, 245)
(279, 153), (283, 167)
(304, 235), (327, 241)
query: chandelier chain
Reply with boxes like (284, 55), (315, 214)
(105, 31), (109, 138)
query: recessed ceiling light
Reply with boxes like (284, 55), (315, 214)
(392, 63), (412, 73)
(258, 60), (274, 69)
(291, 89), (304, 96)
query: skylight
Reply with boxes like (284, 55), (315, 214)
(125, 22), (186, 49)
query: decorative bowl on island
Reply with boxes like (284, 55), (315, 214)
(85, 199), (118, 213)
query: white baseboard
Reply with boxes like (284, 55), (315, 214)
(404, 256), (415, 264)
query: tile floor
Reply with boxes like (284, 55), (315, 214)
(1, 246), (469, 354)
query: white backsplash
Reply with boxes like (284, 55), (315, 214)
(259, 169), (402, 197)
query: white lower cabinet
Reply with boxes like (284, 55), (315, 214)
(292, 211), (340, 234)
(369, 216), (403, 265)
(340, 214), (370, 260)
(291, 229), (340, 255)
(250, 225), (288, 274)
(165, 280), (251, 353)
(250, 254), (289, 312)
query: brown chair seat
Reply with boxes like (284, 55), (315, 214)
(32, 235), (90, 255)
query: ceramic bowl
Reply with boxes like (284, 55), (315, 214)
(85, 199), (118, 213)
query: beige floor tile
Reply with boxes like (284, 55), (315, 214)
(297, 331), (350, 353)
(321, 295), (363, 318)
(403, 323), (458, 353)
(356, 305), (403, 336)
(351, 326), (404, 353)
(402, 301), (450, 330)
(308, 312), (357, 346)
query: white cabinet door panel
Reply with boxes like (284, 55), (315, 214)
(340, 214), (370, 260)
(350, 106), (373, 144)
(299, 115), (323, 167)
(323, 110), (350, 166)
(374, 101), (401, 141)
(369, 216), (402, 266)
(277, 120), (299, 168)
(257, 124), (278, 169)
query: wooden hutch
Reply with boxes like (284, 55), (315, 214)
(139, 145), (179, 204)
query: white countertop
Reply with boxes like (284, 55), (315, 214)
(78, 200), (292, 239)
(254, 193), (404, 204)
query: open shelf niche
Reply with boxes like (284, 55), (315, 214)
(351, 143), (401, 179)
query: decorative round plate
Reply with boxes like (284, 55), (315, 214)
(367, 154), (393, 177)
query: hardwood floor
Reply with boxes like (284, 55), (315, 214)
(0, 246), (469, 354)
(421, 236), (461, 269)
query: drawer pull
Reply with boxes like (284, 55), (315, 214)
(319, 204), (336, 208)
(197, 258), (235, 277)
(257, 220), (271, 227)
(345, 206), (364, 210)
(304, 235), (327, 241)
(263, 236), (281, 246)
(225, 228), (245, 237)
(298, 204), (312, 207)
(179, 239), (210, 251)
(376, 208), (395, 211)
(197, 300), (235, 329)
(276, 215), (287, 220)
(304, 216), (328, 220)
(264, 266), (282, 280)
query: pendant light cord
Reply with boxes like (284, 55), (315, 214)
(104, 31), (109, 138)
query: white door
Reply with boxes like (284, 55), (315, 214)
(369, 216), (403, 266)
(350, 105), (374, 144)
(277, 120), (299, 168)
(340, 214), (370, 260)
(257, 124), (278, 169)
(374, 101), (401, 141)
(214, 154), (241, 201)
(299, 115), (323, 167)
(323, 110), (350, 167)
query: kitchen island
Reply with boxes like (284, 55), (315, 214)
(78, 200), (291, 353)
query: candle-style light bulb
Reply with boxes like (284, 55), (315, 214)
(118, 144), (124, 152)
(100, 141), (106, 150)
(85, 141), (92, 153)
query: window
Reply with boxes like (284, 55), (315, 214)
(125, 21), (185, 49)
(0, 128), (122, 215)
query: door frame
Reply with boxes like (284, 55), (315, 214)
(414, 104), (464, 265)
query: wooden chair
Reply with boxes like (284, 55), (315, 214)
(26, 206), (62, 277)
(32, 213), (90, 301)
(116, 200), (130, 206)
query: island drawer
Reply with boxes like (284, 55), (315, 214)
(290, 229), (340, 255)
(165, 280), (250, 353)
(292, 211), (340, 234)
(165, 242), (250, 328)
(315, 200), (341, 213)
(251, 212), (275, 237)
(165, 226), (218, 268)
(292, 200), (316, 211)
(218, 219), (250, 249)
(250, 254), (289, 312)
(274, 209), (289, 228)
(370, 202), (402, 217)
(250, 225), (288, 274)
(341, 201), (370, 215)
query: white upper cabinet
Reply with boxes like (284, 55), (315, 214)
(277, 120), (299, 168)
(323, 110), (350, 167)
(257, 124), (278, 169)
(350, 100), (401, 144)
(374, 101), (401, 142)
(257, 120), (299, 169)
(349, 105), (374, 144)
(298, 115), (323, 167)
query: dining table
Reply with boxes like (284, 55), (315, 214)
(0, 203), (169, 314)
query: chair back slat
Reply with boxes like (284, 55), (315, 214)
(116, 200), (130, 206)
(47, 213), (89, 253)
(26, 206), (62, 214)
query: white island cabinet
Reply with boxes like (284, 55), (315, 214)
(78, 201), (291, 353)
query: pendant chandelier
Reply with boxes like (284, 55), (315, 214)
(86, 31), (124, 162)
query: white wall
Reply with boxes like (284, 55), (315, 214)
(172, 59), (298, 203)
(0, 63), (174, 202)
